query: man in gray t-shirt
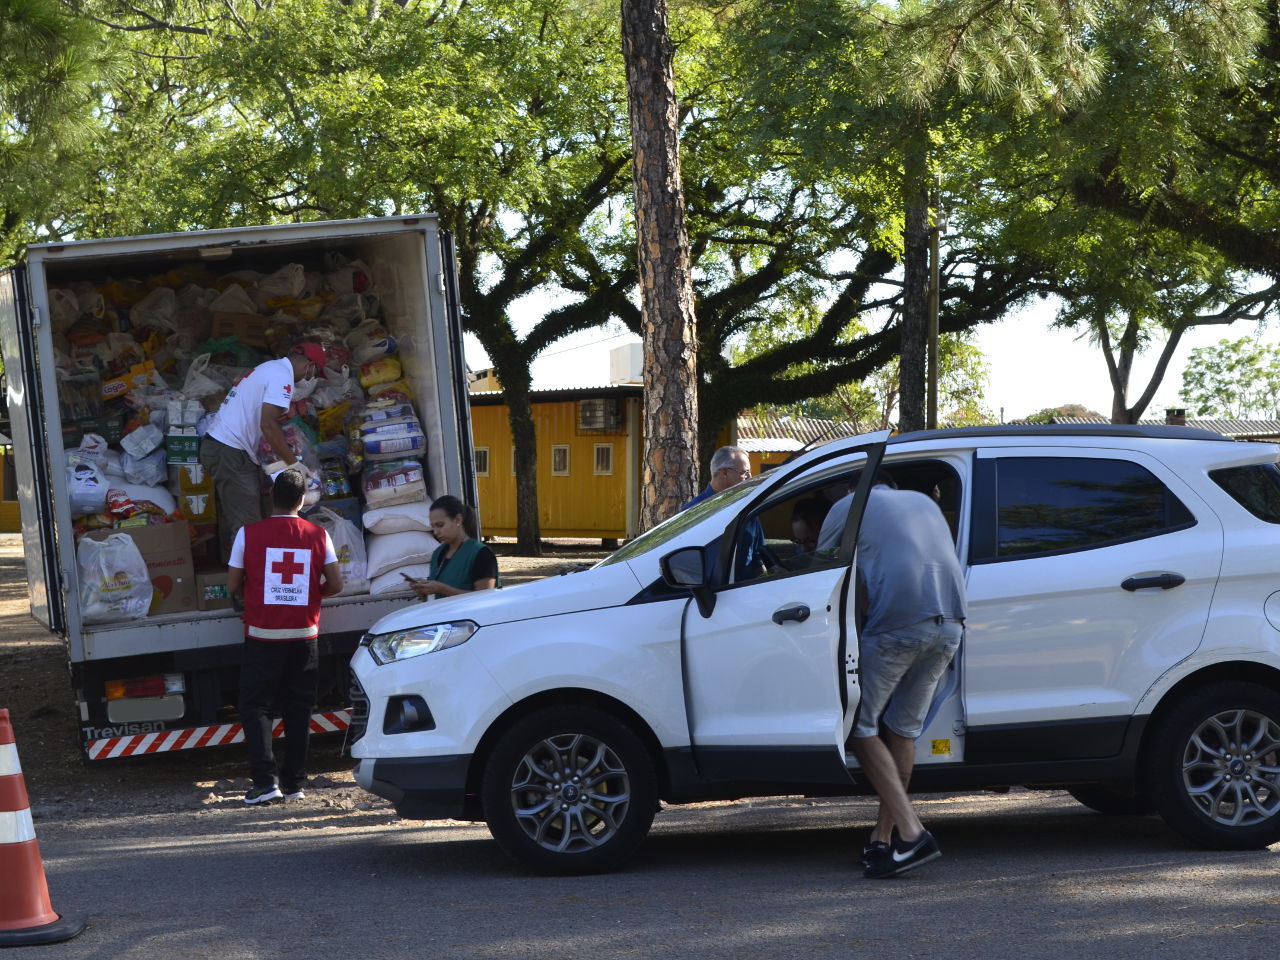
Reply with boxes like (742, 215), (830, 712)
(851, 476), (967, 879)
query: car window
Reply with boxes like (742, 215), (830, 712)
(595, 474), (766, 568)
(1209, 462), (1280, 523)
(726, 457), (963, 588)
(992, 456), (1195, 560)
(726, 486), (847, 587)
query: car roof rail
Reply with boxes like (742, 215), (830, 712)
(887, 424), (1231, 445)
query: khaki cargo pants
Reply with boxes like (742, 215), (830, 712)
(199, 435), (266, 563)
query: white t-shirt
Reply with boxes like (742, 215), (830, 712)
(229, 525), (338, 569)
(207, 357), (294, 462)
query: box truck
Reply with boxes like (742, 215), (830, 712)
(0, 215), (475, 760)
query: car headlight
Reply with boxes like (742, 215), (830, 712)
(366, 621), (478, 665)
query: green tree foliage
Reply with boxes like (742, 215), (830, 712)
(736, 0), (1269, 430)
(0, 0), (117, 260)
(1180, 337), (1280, 419)
(980, 197), (1280, 422)
(1022, 403), (1107, 424)
(748, 333), (994, 432)
(1068, 1), (1277, 277)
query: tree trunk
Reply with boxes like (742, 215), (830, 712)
(898, 131), (930, 433)
(487, 346), (543, 556)
(621, 0), (700, 529)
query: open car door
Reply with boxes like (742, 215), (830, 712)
(674, 434), (887, 784)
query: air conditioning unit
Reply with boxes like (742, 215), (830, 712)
(578, 398), (623, 433)
(609, 343), (643, 385)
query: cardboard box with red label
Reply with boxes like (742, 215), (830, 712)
(85, 521), (196, 616)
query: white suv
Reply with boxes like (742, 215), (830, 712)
(349, 425), (1280, 874)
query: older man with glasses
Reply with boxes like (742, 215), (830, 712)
(681, 445), (769, 579)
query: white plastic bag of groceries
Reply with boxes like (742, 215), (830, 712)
(308, 506), (368, 596)
(77, 534), (152, 623)
(67, 461), (109, 517)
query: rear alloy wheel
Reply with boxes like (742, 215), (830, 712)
(1146, 682), (1280, 849)
(481, 706), (657, 875)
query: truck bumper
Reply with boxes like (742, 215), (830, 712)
(355, 755), (474, 821)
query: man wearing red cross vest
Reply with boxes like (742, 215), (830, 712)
(227, 469), (344, 804)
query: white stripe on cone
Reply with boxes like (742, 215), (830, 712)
(0, 808), (36, 845)
(0, 743), (20, 777)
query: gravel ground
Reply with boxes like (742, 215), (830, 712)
(0, 534), (609, 818)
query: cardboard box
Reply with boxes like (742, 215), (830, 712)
(196, 572), (232, 611)
(171, 462), (213, 493)
(85, 521), (196, 617)
(210, 311), (269, 348)
(179, 490), (216, 524)
(191, 523), (222, 569)
(166, 432), (201, 465)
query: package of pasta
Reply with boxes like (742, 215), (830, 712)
(358, 355), (402, 389)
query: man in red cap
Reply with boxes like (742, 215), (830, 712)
(199, 343), (325, 561)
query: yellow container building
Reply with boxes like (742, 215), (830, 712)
(469, 386), (643, 541)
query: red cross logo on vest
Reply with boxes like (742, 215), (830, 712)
(272, 551), (306, 584)
(264, 547), (312, 605)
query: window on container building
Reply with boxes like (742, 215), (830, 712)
(551, 445), (570, 476)
(594, 443), (614, 476)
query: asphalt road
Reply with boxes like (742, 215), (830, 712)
(12, 788), (1278, 960)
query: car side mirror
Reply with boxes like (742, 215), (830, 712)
(660, 546), (706, 588)
(660, 546), (716, 618)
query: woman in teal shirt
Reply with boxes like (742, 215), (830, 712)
(409, 495), (498, 599)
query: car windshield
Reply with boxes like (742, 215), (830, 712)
(596, 474), (767, 567)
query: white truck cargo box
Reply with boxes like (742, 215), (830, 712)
(0, 215), (475, 758)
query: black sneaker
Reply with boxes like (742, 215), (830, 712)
(864, 829), (940, 878)
(244, 784), (282, 804)
(281, 786), (305, 800)
(860, 840), (889, 870)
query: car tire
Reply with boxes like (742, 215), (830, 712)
(1066, 786), (1156, 816)
(481, 705), (658, 875)
(1146, 682), (1280, 849)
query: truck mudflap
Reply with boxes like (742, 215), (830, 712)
(84, 708), (351, 760)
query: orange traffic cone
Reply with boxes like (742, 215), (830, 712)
(0, 708), (85, 946)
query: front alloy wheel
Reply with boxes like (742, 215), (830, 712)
(1148, 682), (1280, 849)
(511, 732), (631, 854)
(482, 706), (657, 874)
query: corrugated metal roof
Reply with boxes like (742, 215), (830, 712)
(1024, 416), (1280, 439)
(736, 413), (862, 450)
(739, 437), (803, 452)
(469, 384), (643, 406)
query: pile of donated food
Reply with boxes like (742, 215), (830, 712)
(54, 252), (443, 623)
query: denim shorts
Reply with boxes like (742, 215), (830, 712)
(852, 617), (963, 740)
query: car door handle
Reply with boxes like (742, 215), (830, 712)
(772, 604), (810, 624)
(1121, 573), (1186, 592)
